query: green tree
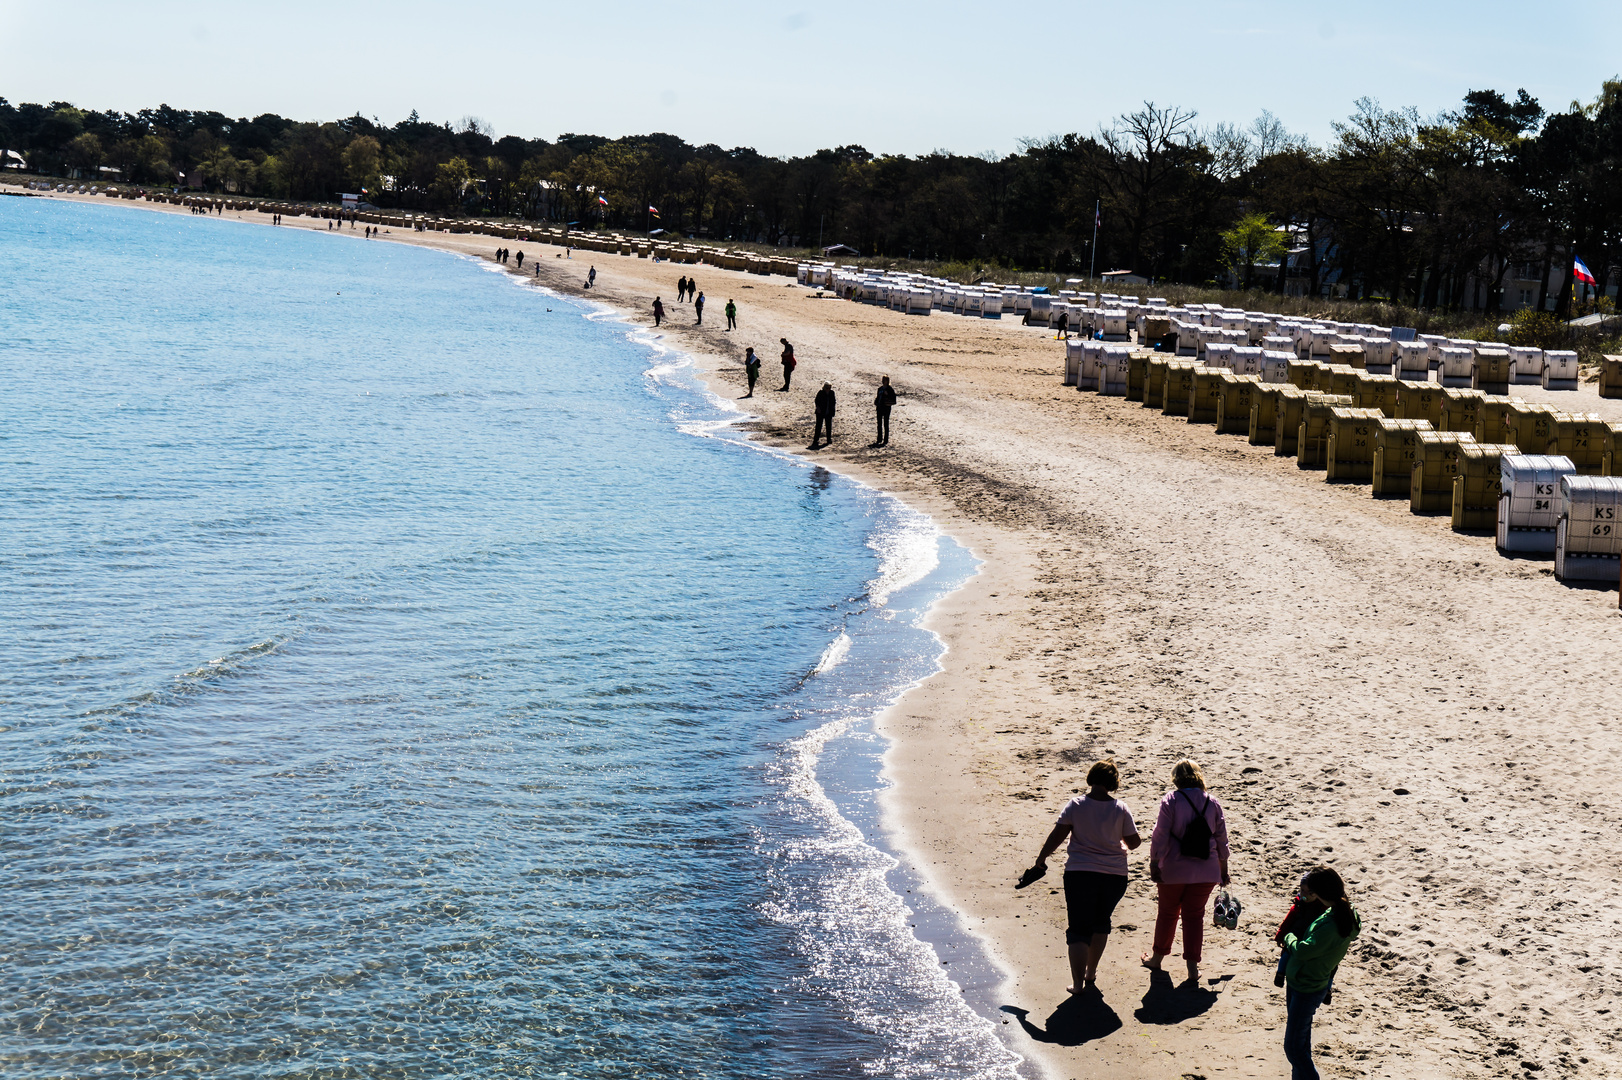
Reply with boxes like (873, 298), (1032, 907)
(65, 132), (103, 174)
(432, 156), (472, 208)
(342, 135), (383, 194)
(1221, 211), (1286, 289)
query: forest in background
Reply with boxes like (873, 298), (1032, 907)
(4, 79), (1621, 314)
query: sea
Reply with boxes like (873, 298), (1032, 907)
(0, 197), (1024, 1079)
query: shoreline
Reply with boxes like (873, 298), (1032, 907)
(24, 187), (1622, 1079)
(607, 283), (1039, 1073)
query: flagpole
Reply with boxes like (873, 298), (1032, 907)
(1089, 200), (1099, 285)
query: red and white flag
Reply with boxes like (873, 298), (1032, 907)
(648, 205), (660, 217)
(1573, 255), (1597, 284)
(597, 196), (609, 207)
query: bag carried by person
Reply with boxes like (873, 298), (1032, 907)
(1212, 889), (1242, 930)
(1175, 789), (1213, 859)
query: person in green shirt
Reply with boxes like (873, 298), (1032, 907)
(725, 299), (738, 331)
(1280, 866), (1360, 1080)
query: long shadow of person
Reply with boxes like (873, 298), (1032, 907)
(1133, 969), (1223, 1025)
(1000, 995), (1122, 1047)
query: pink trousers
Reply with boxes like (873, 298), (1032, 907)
(1152, 881), (1216, 962)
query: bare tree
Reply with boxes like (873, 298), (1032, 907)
(1250, 110), (1310, 158)
(1091, 101), (1200, 274)
(1205, 122), (1254, 182)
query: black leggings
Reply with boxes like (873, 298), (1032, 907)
(1064, 871), (1129, 943)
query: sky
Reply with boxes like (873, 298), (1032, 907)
(2, 0), (1618, 157)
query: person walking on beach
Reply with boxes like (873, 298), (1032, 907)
(677, 275), (688, 302)
(744, 347), (761, 397)
(779, 339), (796, 391)
(873, 376), (897, 446)
(1027, 759), (1141, 994)
(1055, 309), (1069, 340)
(694, 292), (705, 325)
(811, 382), (836, 448)
(653, 297), (665, 327)
(1279, 867), (1360, 1080)
(588, 266), (597, 289)
(516, 250), (524, 268)
(725, 299), (737, 331)
(1142, 759), (1230, 984)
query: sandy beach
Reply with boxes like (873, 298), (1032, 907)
(25, 189), (1622, 1080)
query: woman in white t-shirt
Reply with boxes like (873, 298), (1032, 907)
(1029, 759), (1142, 994)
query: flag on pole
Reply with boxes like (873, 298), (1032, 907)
(598, 196), (609, 207)
(1095, 206), (1102, 229)
(1573, 255), (1597, 285)
(648, 205), (660, 217)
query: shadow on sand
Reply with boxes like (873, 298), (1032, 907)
(1000, 994), (1122, 1047)
(1133, 969), (1226, 1025)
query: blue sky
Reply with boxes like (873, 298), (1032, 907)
(2, 0), (1616, 156)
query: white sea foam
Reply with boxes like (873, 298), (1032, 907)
(865, 503), (941, 608)
(813, 632), (852, 674)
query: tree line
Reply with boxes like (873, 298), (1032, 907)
(3, 79), (1619, 314)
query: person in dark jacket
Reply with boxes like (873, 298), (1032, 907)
(652, 297), (665, 327)
(694, 292), (705, 325)
(1055, 309), (1069, 340)
(743, 348), (761, 397)
(779, 339), (797, 391)
(677, 275), (688, 301)
(874, 376), (897, 445)
(725, 299), (738, 331)
(811, 383), (836, 447)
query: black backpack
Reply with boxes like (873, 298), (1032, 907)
(1176, 789), (1213, 860)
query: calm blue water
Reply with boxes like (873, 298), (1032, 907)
(0, 198), (1018, 1079)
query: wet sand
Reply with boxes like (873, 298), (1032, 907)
(27, 188), (1622, 1080)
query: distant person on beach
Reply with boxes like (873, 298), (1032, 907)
(1027, 758), (1140, 994)
(1142, 759), (1229, 984)
(677, 275), (688, 302)
(516, 251), (524, 268)
(694, 292), (705, 324)
(588, 266), (596, 288)
(779, 339), (796, 391)
(744, 348), (761, 397)
(725, 299), (737, 331)
(1055, 309), (1069, 340)
(653, 297), (665, 327)
(874, 376), (897, 445)
(811, 382), (836, 447)
(1279, 867), (1360, 1080)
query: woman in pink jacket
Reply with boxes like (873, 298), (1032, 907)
(1142, 759), (1230, 983)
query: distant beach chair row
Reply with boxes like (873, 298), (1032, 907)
(1060, 331), (1622, 583)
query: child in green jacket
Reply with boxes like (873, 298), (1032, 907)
(1280, 868), (1360, 1080)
